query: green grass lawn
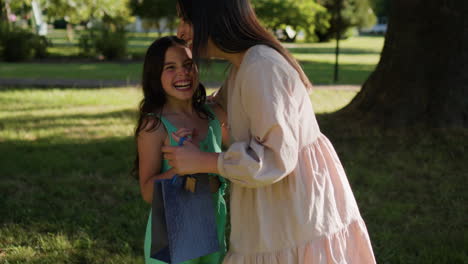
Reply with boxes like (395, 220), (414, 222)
(46, 29), (162, 49)
(0, 87), (466, 263)
(0, 34), (383, 85)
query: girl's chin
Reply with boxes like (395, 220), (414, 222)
(172, 88), (195, 99)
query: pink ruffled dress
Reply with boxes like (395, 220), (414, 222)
(215, 45), (376, 264)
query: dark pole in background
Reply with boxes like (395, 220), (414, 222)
(334, 0), (343, 83)
(1, 0), (10, 24)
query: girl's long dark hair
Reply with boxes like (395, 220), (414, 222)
(176, 0), (312, 89)
(132, 36), (212, 179)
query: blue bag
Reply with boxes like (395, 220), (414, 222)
(151, 174), (220, 263)
(150, 136), (220, 263)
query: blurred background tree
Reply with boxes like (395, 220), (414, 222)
(251, 0), (330, 42)
(370, 0), (390, 18)
(315, 0), (376, 42)
(39, 0), (134, 60)
(41, 0), (134, 40)
(128, 0), (177, 36)
(0, 0), (385, 61)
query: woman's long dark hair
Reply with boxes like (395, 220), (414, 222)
(176, 0), (312, 89)
(132, 36), (212, 179)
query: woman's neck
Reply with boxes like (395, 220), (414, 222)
(222, 52), (246, 68)
(207, 40), (247, 67)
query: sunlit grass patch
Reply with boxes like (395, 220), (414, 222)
(0, 36), (384, 85)
(1, 87), (465, 264)
(310, 89), (357, 113)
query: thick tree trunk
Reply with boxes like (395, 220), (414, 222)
(341, 0), (468, 128)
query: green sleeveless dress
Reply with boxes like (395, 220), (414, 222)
(144, 106), (227, 264)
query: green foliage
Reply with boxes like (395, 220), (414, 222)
(128, 0), (175, 20)
(95, 30), (128, 60)
(31, 35), (50, 59)
(40, 0), (134, 28)
(0, 20), (8, 39)
(5, 0), (134, 27)
(370, 0), (390, 18)
(5, 0), (32, 17)
(252, 0), (329, 42)
(78, 31), (96, 57)
(128, 0), (177, 34)
(1, 30), (34, 62)
(78, 29), (128, 60)
(0, 23), (49, 62)
(0, 0), (7, 23)
(316, 0), (377, 42)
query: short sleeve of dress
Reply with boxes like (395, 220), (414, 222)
(217, 61), (300, 188)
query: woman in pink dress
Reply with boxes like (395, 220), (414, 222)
(162, 0), (376, 263)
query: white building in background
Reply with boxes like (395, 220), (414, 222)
(360, 17), (388, 35)
(31, 0), (48, 35)
(126, 17), (173, 33)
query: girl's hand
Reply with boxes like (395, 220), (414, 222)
(162, 132), (203, 175)
(173, 128), (194, 143)
(162, 131), (220, 175)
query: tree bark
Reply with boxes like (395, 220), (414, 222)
(341, 0), (468, 128)
(1, 0), (9, 24)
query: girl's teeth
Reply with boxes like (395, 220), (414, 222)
(174, 82), (192, 90)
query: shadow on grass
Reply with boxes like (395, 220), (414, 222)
(0, 109), (137, 127)
(316, 113), (467, 264)
(288, 47), (381, 55)
(0, 136), (147, 260)
(1, 111), (466, 263)
(301, 61), (375, 84)
(198, 60), (375, 85)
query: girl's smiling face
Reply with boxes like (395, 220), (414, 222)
(160, 45), (198, 102)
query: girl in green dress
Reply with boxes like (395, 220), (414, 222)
(133, 36), (228, 264)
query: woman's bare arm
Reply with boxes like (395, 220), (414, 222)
(211, 103), (230, 149)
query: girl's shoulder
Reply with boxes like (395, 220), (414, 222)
(138, 114), (168, 138)
(136, 115), (169, 155)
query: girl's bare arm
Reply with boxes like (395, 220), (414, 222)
(137, 119), (174, 204)
(211, 104), (230, 149)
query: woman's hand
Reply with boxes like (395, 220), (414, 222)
(162, 132), (220, 175)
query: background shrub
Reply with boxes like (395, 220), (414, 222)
(95, 29), (127, 60)
(0, 24), (49, 62)
(78, 31), (96, 58)
(78, 29), (127, 60)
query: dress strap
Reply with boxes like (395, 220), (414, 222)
(203, 105), (222, 147)
(145, 113), (178, 146)
(202, 105), (228, 186)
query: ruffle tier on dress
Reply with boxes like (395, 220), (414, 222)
(223, 135), (376, 264)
